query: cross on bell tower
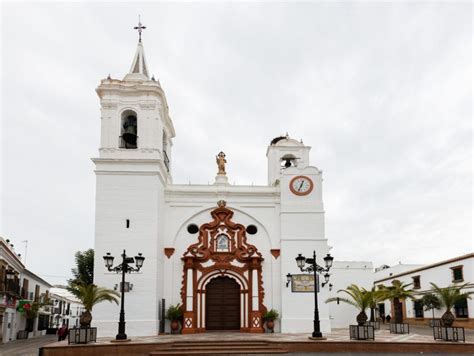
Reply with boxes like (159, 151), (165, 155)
(134, 16), (146, 42)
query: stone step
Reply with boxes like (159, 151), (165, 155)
(168, 345), (274, 350)
(170, 342), (270, 348)
(150, 348), (289, 355)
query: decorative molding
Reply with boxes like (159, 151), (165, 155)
(181, 205), (266, 333)
(139, 102), (156, 110)
(101, 102), (118, 110)
(164, 248), (175, 259)
(270, 249), (280, 259)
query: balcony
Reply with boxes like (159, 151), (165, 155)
(0, 280), (21, 297)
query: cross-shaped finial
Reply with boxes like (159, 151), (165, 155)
(134, 15), (146, 42)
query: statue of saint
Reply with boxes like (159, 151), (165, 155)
(216, 151), (227, 175)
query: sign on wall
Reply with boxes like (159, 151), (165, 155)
(291, 274), (319, 293)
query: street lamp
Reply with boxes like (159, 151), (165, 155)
(103, 250), (145, 341)
(294, 250), (333, 338)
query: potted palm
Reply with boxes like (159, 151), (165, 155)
(380, 280), (414, 334)
(68, 284), (119, 327)
(326, 284), (374, 340)
(429, 282), (473, 327)
(166, 304), (183, 333)
(367, 287), (385, 324)
(263, 309), (279, 333)
(326, 284), (371, 325)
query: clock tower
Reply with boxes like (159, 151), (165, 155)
(269, 135), (331, 333)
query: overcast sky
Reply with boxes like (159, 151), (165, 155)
(1, 2), (472, 285)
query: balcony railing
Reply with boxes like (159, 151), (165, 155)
(0, 280), (21, 296)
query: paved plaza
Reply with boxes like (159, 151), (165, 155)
(2, 327), (473, 356)
(0, 334), (56, 356)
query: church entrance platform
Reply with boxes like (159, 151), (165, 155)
(39, 329), (474, 356)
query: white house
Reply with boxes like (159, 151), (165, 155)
(374, 253), (474, 328)
(1, 236), (54, 343)
(92, 33), (372, 337)
(49, 287), (85, 329)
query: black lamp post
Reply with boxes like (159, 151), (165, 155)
(294, 250), (333, 338)
(103, 250), (145, 341)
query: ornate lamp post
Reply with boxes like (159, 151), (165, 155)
(294, 251), (333, 338)
(103, 250), (145, 340)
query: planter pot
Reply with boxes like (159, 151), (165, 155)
(266, 320), (275, 333)
(170, 320), (180, 333)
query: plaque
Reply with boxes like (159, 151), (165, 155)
(291, 274), (319, 293)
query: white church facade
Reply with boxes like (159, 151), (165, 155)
(92, 34), (373, 337)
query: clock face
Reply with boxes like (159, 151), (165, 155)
(289, 176), (314, 196)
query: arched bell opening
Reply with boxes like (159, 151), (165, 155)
(120, 110), (138, 149)
(280, 153), (297, 168)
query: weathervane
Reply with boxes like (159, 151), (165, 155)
(134, 15), (146, 42)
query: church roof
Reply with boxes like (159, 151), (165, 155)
(123, 40), (150, 81)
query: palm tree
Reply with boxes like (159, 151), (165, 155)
(367, 287), (385, 322)
(429, 282), (474, 327)
(380, 280), (415, 324)
(326, 284), (372, 325)
(69, 284), (119, 327)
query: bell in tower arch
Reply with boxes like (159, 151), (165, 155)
(121, 114), (138, 148)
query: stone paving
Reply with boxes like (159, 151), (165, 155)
(85, 327), (472, 345)
(0, 334), (57, 356)
(6, 327), (473, 356)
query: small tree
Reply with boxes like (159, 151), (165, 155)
(430, 282), (474, 327)
(380, 280), (415, 324)
(326, 284), (372, 325)
(422, 293), (441, 321)
(68, 284), (119, 327)
(69, 249), (94, 287)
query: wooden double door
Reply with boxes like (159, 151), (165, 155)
(205, 276), (240, 330)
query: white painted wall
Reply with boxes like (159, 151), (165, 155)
(374, 255), (474, 321)
(327, 261), (374, 328)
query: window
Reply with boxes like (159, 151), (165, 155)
(120, 111), (138, 149)
(246, 225), (258, 235)
(414, 300), (424, 318)
(216, 234), (229, 252)
(451, 266), (464, 282)
(454, 297), (468, 318)
(162, 131), (170, 172)
(187, 224), (199, 234)
(35, 285), (40, 302)
(412, 276), (421, 289)
(37, 314), (49, 331)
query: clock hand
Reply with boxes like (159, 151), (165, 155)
(298, 181), (304, 191)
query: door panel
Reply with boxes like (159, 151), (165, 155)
(206, 276), (240, 330)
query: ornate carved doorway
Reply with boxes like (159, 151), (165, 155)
(205, 276), (240, 330)
(181, 200), (266, 333)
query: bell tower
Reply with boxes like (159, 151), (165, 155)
(95, 35), (175, 181)
(92, 21), (173, 336)
(266, 134), (311, 186)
